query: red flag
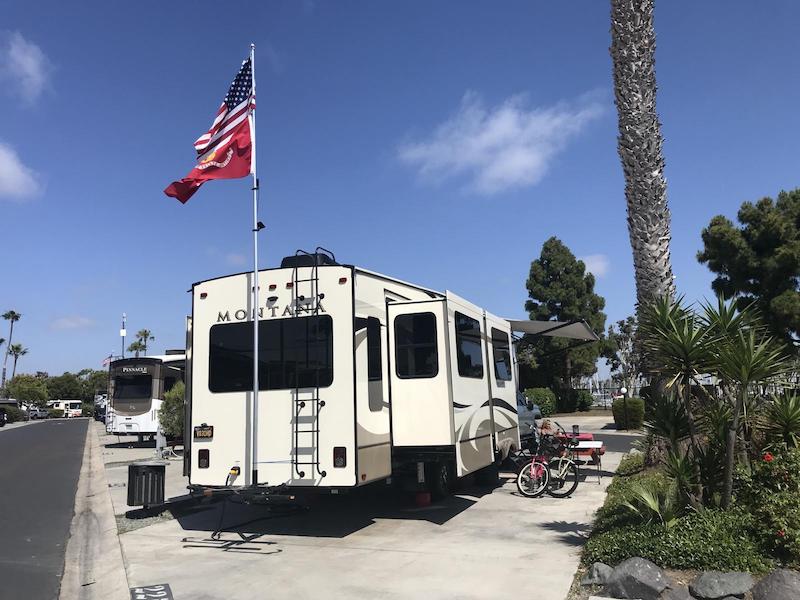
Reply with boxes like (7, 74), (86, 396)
(165, 58), (255, 203)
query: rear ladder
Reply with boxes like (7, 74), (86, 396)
(290, 248), (335, 479)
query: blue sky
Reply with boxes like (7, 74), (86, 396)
(1, 1), (799, 376)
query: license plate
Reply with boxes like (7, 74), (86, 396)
(194, 425), (214, 440)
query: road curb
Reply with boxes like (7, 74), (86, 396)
(60, 421), (130, 600)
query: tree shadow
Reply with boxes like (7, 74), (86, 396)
(539, 520), (593, 547)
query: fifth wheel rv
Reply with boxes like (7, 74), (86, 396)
(185, 250), (597, 498)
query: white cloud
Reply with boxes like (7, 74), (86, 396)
(581, 254), (610, 278)
(0, 141), (42, 201)
(398, 91), (604, 195)
(226, 253), (247, 267)
(51, 316), (94, 330)
(1, 32), (51, 103)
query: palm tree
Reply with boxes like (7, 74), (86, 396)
(1, 310), (22, 390)
(610, 0), (676, 340)
(136, 329), (154, 356)
(127, 340), (146, 358)
(9, 344), (27, 380)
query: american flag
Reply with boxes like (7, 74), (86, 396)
(194, 59), (256, 160)
(164, 56), (256, 203)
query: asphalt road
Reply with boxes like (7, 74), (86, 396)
(594, 432), (640, 454)
(0, 419), (88, 599)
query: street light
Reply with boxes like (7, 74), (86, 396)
(120, 313), (127, 359)
(620, 387), (629, 430)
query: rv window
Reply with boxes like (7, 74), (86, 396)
(491, 327), (513, 381)
(367, 317), (382, 382)
(113, 374), (153, 400)
(208, 315), (334, 392)
(455, 312), (484, 379)
(394, 313), (438, 379)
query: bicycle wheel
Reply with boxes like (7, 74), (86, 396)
(516, 460), (550, 498)
(547, 458), (580, 498)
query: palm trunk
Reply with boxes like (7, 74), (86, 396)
(610, 0), (676, 369)
(722, 387), (746, 509)
(1, 320), (15, 389)
(11, 356), (18, 380)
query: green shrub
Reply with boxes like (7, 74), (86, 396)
(523, 388), (556, 417)
(612, 397), (644, 429)
(48, 408), (64, 418)
(736, 446), (800, 565)
(1, 406), (25, 423)
(594, 468), (671, 533)
(159, 381), (185, 438)
(616, 452), (645, 477)
(584, 508), (772, 573)
(575, 389), (594, 412)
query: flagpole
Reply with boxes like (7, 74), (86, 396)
(249, 42), (260, 486)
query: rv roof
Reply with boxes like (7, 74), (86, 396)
(506, 319), (599, 342)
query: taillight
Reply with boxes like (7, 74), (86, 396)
(333, 447), (347, 468)
(198, 449), (210, 469)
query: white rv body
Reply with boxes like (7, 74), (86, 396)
(106, 354), (185, 437)
(187, 258), (521, 492)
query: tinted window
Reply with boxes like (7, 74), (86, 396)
(455, 312), (484, 379)
(114, 374), (152, 400)
(395, 313), (438, 379)
(209, 316), (333, 392)
(491, 327), (513, 381)
(367, 317), (382, 382)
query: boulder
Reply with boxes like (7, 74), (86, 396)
(605, 557), (670, 600)
(582, 562), (614, 586)
(689, 571), (753, 599)
(660, 585), (692, 600)
(751, 569), (800, 600)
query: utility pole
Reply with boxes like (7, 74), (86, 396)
(120, 313), (127, 359)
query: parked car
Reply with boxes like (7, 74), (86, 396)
(516, 391), (542, 439)
(27, 406), (48, 419)
(0, 409), (6, 427)
(93, 405), (106, 423)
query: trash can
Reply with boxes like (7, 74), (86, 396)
(127, 461), (166, 507)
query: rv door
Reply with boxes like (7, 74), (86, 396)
(387, 299), (454, 448)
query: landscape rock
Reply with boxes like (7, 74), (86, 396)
(689, 571), (754, 599)
(660, 584), (692, 600)
(751, 569), (800, 600)
(605, 557), (670, 600)
(582, 562), (614, 586)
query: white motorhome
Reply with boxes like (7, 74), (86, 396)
(185, 250), (597, 498)
(106, 353), (185, 440)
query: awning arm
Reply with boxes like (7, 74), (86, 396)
(505, 318), (600, 342)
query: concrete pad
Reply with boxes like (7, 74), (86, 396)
(114, 442), (624, 600)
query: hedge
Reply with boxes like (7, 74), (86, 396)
(1, 406), (25, 423)
(612, 397), (644, 429)
(523, 388), (556, 417)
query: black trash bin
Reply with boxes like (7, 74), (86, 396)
(128, 461), (166, 507)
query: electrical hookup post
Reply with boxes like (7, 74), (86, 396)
(249, 42), (261, 486)
(162, 44), (262, 487)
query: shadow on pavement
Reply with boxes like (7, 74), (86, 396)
(105, 439), (156, 449)
(147, 477), (503, 541)
(539, 520), (592, 547)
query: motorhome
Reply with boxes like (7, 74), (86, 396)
(106, 352), (185, 440)
(48, 400), (83, 418)
(185, 250), (597, 498)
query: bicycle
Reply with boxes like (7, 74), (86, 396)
(515, 433), (581, 498)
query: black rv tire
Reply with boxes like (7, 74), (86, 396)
(475, 463), (500, 487)
(425, 461), (452, 500)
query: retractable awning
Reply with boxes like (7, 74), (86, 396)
(505, 319), (600, 342)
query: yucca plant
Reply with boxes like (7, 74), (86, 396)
(765, 391), (800, 449)
(713, 327), (790, 508)
(644, 389), (690, 449)
(622, 480), (680, 527)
